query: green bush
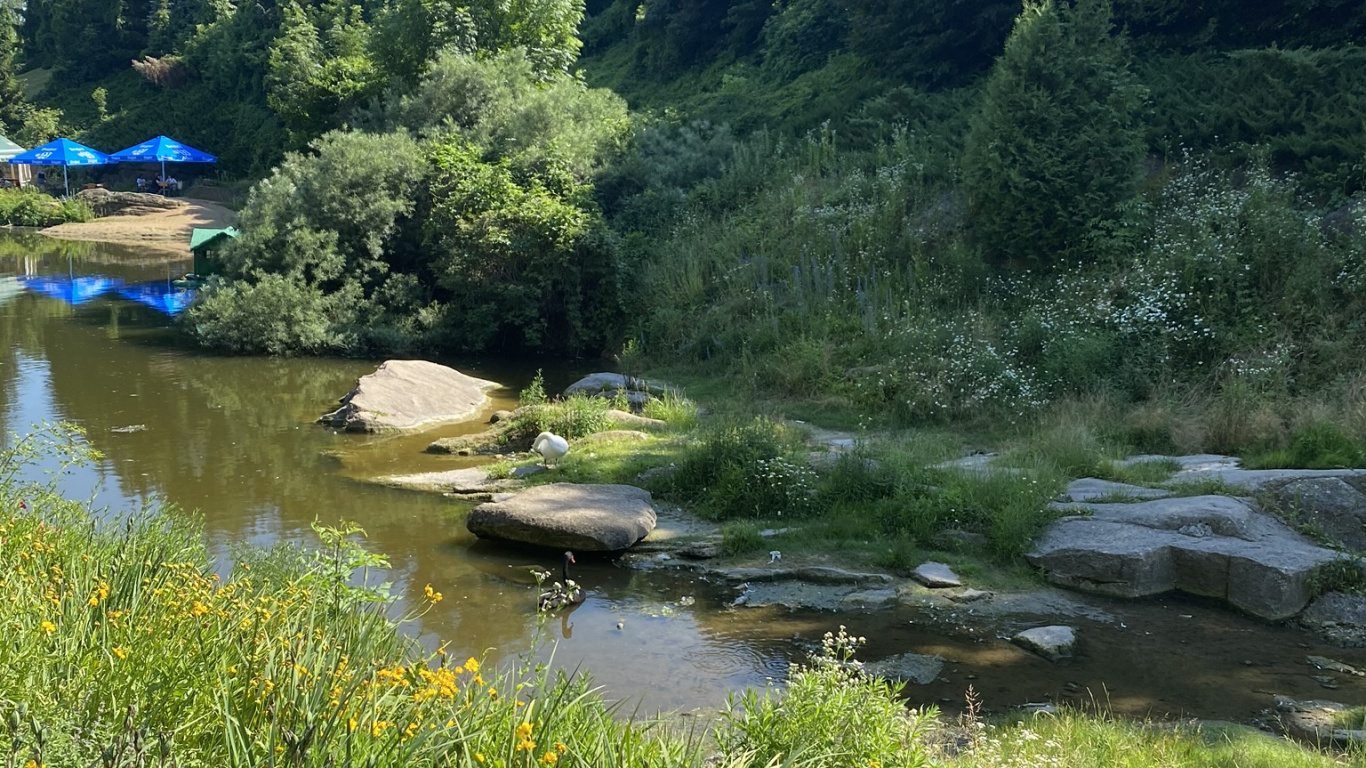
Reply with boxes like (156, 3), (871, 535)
(0, 187), (91, 226)
(716, 627), (936, 767)
(506, 395), (616, 442)
(654, 417), (818, 520)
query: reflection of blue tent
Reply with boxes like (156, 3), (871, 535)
(8, 138), (117, 197)
(19, 274), (125, 305)
(116, 282), (196, 315)
(110, 135), (217, 184)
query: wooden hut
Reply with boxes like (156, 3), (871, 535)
(189, 227), (239, 277)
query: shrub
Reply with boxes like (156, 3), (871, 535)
(505, 395), (615, 442)
(0, 187), (90, 226)
(716, 627), (937, 767)
(656, 417), (818, 520)
(1245, 421), (1366, 470)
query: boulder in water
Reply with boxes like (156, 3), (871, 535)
(466, 483), (657, 551)
(318, 360), (500, 433)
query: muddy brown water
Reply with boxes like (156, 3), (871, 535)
(2, 231), (1365, 721)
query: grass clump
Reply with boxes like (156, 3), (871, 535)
(506, 394), (616, 442)
(0, 187), (93, 226)
(1245, 421), (1366, 469)
(721, 521), (766, 556)
(947, 711), (1351, 767)
(651, 417), (817, 520)
(1094, 458), (1180, 486)
(718, 627), (937, 767)
(642, 391), (700, 430)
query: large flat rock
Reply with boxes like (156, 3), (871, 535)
(319, 360), (500, 433)
(1029, 495), (1338, 619)
(466, 483), (657, 551)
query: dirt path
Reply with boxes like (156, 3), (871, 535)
(40, 199), (237, 255)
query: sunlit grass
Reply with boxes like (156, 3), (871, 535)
(945, 712), (1359, 768)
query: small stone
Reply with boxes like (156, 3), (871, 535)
(1013, 626), (1077, 661)
(912, 562), (963, 588)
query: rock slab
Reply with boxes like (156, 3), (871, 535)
(865, 653), (945, 684)
(466, 483), (657, 551)
(1275, 696), (1366, 748)
(319, 360), (500, 433)
(912, 561), (963, 588)
(1013, 626), (1076, 661)
(1028, 495), (1338, 619)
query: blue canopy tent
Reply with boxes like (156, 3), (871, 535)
(116, 282), (196, 315)
(19, 274), (125, 305)
(7, 138), (117, 197)
(110, 135), (217, 192)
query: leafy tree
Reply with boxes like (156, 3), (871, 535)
(843, 0), (1019, 86)
(423, 140), (621, 351)
(267, 1), (380, 147)
(471, 0), (587, 76)
(372, 50), (629, 179)
(962, 0), (1145, 269)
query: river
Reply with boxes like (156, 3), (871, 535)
(3, 231), (1366, 723)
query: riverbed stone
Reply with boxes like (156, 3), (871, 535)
(319, 360), (500, 432)
(607, 410), (667, 429)
(865, 653), (945, 684)
(1061, 478), (1172, 503)
(1012, 625), (1076, 661)
(841, 588), (898, 609)
(1262, 478), (1366, 551)
(466, 483), (657, 551)
(1301, 592), (1366, 647)
(1029, 495), (1338, 619)
(1275, 696), (1366, 748)
(1122, 453), (1366, 493)
(912, 562), (963, 588)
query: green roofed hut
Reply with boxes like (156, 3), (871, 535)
(0, 135), (32, 187)
(188, 227), (239, 279)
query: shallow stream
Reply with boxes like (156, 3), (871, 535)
(2, 231), (1365, 721)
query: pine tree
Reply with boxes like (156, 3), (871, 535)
(962, 0), (1146, 270)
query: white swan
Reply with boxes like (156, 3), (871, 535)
(532, 431), (569, 467)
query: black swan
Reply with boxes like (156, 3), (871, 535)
(537, 551), (585, 612)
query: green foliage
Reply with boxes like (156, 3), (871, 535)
(653, 417), (818, 520)
(720, 520), (765, 555)
(520, 369), (550, 406)
(716, 627), (936, 767)
(506, 395), (616, 441)
(184, 273), (350, 355)
(0, 187), (90, 226)
(1245, 421), (1366, 470)
(424, 139), (621, 352)
(962, 0), (1147, 269)
(641, 391), (699, 428)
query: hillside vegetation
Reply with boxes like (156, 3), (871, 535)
(4, 0), (1366, 447)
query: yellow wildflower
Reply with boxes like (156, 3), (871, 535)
(474, 754), (485, 764)
(516, 722), (534, 741)
(112, 647), (127, 660)
(488, 687), (498, 700)
(424, 583), (443, 603)
(39, 620), (55, 634)
(516, 738), (536, 752)
(464, 657), (479, 674)
(540, 752), (558, 765)
(372, 720), (392, 738)
(556, 742), (567, 754)
(190, 601), (209, 617)
(347, 716), (358, 732)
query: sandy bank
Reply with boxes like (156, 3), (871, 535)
(40, 198), (237, 255)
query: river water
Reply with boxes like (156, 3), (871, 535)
(3, 231), (1366, 723)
